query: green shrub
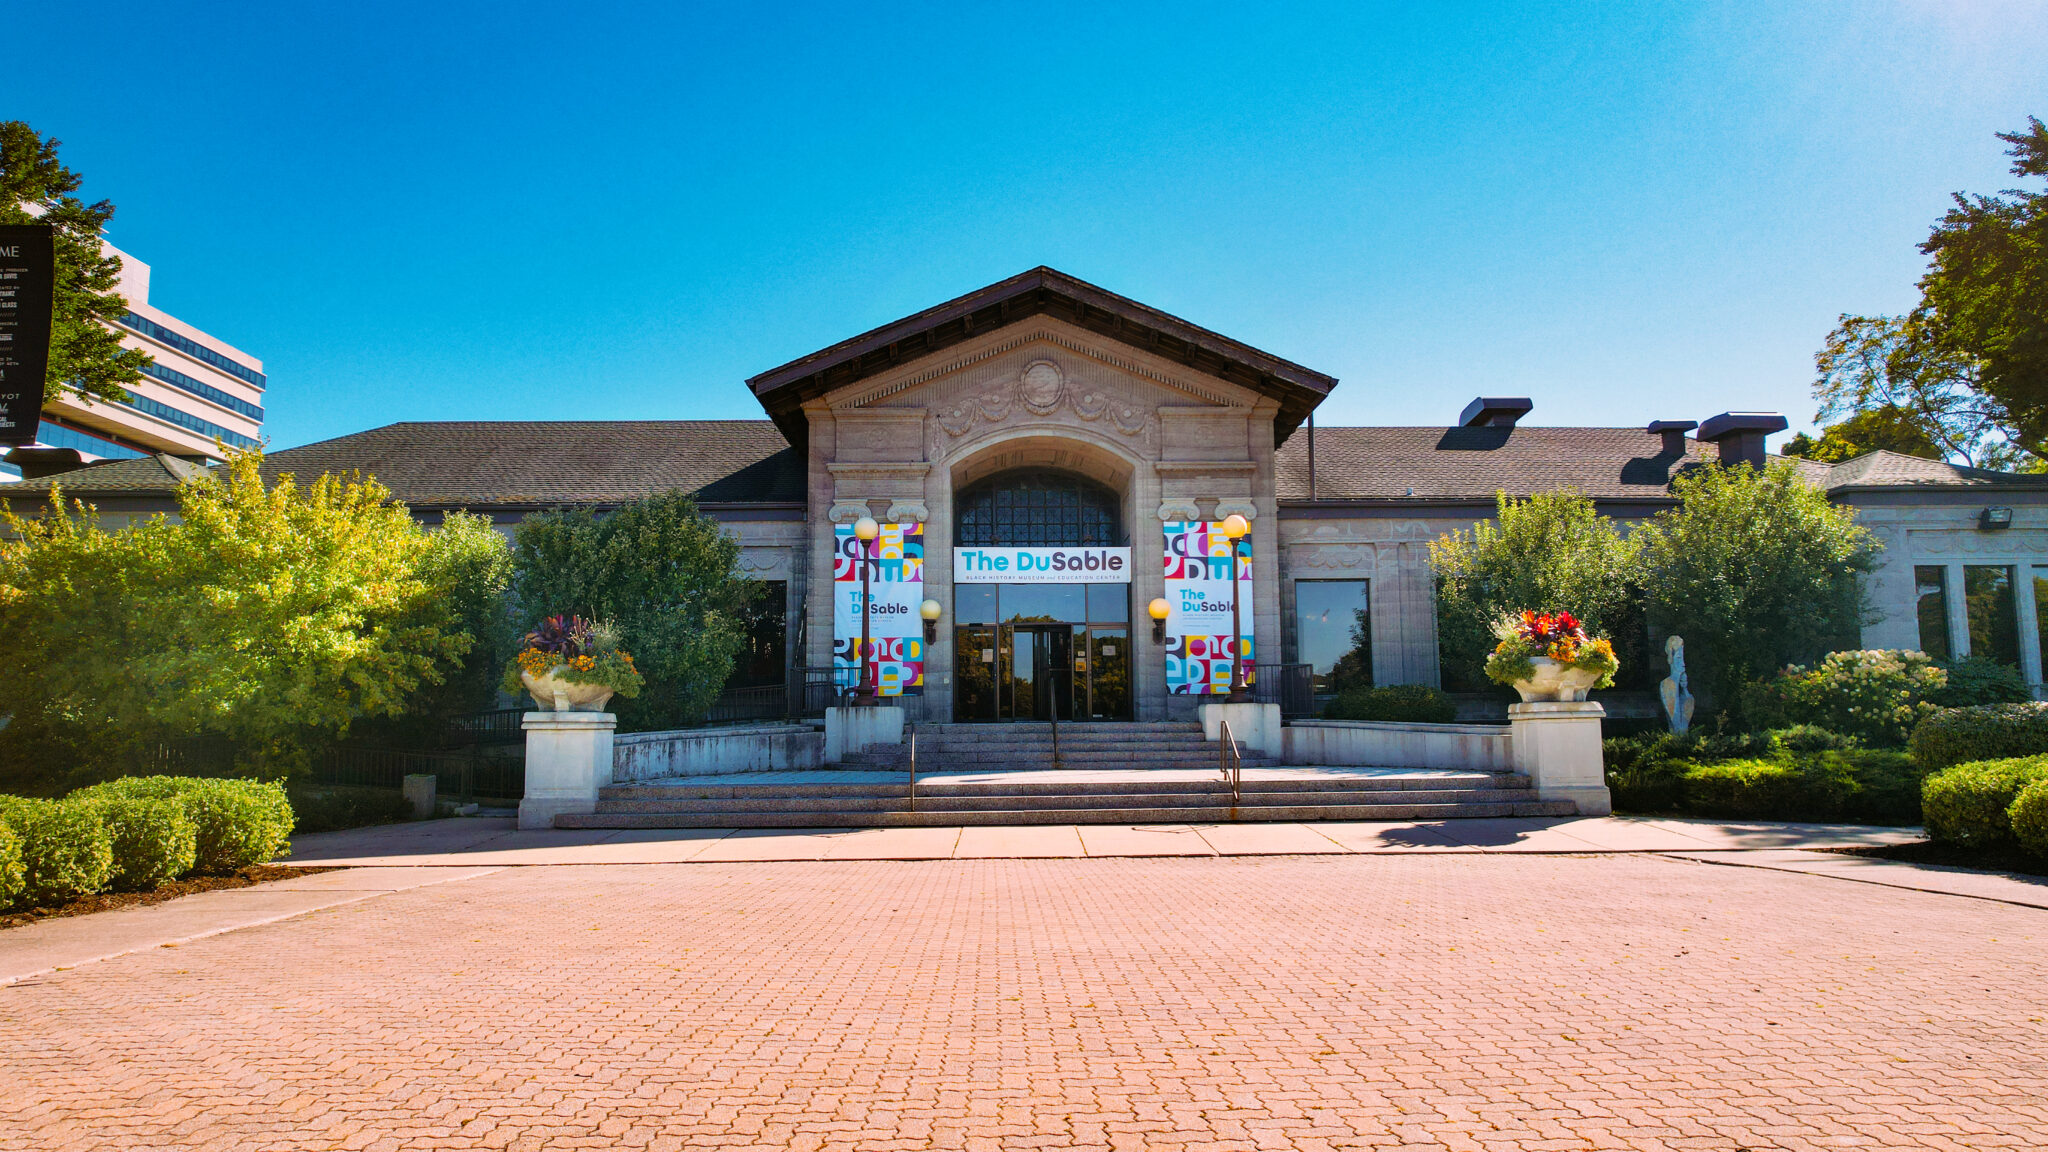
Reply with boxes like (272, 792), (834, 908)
(288, 786), (414, 835)
(1931, 657), (2034, 707)
(1323, 684), (1458, 724)
(1684, 759), (1817, 819)
(1749, 650), (1947, 747)
(1769, 725), (1860, 754)
(1836, 749), (1927, 826)
(0, 796), (112, 907)
(0, 822), (22, 910)
(1921, 755), (2048, 846)
(75, 777), (295, 873)
(85, 795), (197, 890)
(2010, 779), (2048, 857)
(1907, 702), (2048, 771)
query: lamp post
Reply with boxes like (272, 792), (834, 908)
(851, 516), (880, 707)
(1218, 513), (1252, 703)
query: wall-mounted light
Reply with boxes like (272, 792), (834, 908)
(921, 598), (942, 645)
(1148, 597), (1170, 643)
(1982, 506), (2014, 530)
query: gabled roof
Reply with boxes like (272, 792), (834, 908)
(746, 267), (1337, 447)
(3, 422), (804, 509)
(0, 453), (211, 495)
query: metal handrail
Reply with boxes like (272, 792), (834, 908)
(906, 723), (918, 814)
(1218, 718), (1242, 807)
(1049, 707), (1060, 767)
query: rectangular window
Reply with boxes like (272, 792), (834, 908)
(1294, 579), (1371, 694)
(1965, 564), (2020, 667)
(954, 584), (999, 625)
(728, 581), (787, 688)
(1915, 566), (1951, 661)
(1086, 583), (1129, 622)
(2035, 567), (2048, 674)
(1000, 582), (1086, 623)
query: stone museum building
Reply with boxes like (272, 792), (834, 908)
(13, 267), (2048, 720)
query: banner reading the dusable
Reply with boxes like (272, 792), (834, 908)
(833, 522), (925, 696)
(1161, 520), (1253, 695)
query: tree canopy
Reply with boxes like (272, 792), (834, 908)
(0, 453), (508, 787)
(511, 492), (760, 731)
(0, 121), (148, 406)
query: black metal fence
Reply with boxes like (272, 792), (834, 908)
(309, 745), (525, 803)
(440, 708), (526, 747)
(704, 684), (792, 725)
(1253, 663), (1316, 719)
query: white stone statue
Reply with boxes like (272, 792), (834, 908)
(1659, 635), (1695, 735)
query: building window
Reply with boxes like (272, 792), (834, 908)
(118, 312), (267, 388)
(728, 581), (787, 688)
(140, 361), (265, 421)
(1294, 579), (1371, 695)
(115, 394), (262, 451)
(955, 469), (1123, 547)
(1915, 565), (1951, 661)
(1965, 565), (2020, 668)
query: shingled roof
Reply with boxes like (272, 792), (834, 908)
(3, 421), (805, 509)
(12, 424), (2047, 513)
(1275, 426), (1722, 501)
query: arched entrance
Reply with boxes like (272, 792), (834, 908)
(951, 468), (1133, 721)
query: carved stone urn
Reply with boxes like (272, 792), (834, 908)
(1508, 657), (1602, 703)
(521, 668), (616, 713)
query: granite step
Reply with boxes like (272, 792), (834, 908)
(557, 800), (1579, 828)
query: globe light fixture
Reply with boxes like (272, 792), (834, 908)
(850, 516), (882, 706)
(921, 598), (943, 644)
(1147, 596), (1170, 643)
(1218, 511), (1252, 701)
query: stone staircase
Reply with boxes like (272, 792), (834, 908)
(557, 722), (1578, 828)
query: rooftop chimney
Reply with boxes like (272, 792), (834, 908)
(1646, 419), (1697, 456)
(1697, 412), (1788, 470)
(1459, 397), (1533, 428)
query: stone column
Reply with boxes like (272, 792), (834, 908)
(1508, 701), (1611, 815)
(518, 711), (617, 830)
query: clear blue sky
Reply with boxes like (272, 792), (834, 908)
(8, 1), (2047, 450)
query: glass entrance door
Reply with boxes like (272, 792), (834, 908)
(1003, 625), (1072, 721)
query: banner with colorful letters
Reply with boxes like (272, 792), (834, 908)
(833, 521), (925, 696)
(1161, 520), (1253, 695)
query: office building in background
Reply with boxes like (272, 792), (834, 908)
(1, 241), (263, 481)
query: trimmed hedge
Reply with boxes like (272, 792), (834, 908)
(1930, 657), (2035, 707)
(288, 786), (414, 835)
(1908, 703), (2048, 771)
(2011, 779), (2048, 857)
(0, 822), (22, 910)
(0, 797), (113, 906)
(1921, 755), (2048, 847)
(87, 795), (198, 891)
(78, 777), (294, 873)
(1324, 684), (1458, 723)
(1605, 733), (1924, 824)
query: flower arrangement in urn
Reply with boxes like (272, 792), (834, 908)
(502, 614), (645, 712)
(1484, 610), (1620, 702)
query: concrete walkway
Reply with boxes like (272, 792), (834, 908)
(285, 812), (1923, 866)
(0, 867), (499, 986)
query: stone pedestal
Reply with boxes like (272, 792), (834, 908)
(401, 773), (437, 820)
(825, 705), (904, 763)
(1508, 700), (1611, 816)
(1199, 701), (1283, 758)
(519, 711), (617, 830)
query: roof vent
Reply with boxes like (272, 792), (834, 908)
(1646, 419), (1697, 456)
(1459, 397), (1533, 428)
(1697, 412), (1788, 470)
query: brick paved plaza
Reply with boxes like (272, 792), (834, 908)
(3, 853), (2044, 1151)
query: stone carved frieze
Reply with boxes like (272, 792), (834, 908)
(1907, 528), (2048, 556)
(936, 359), (1149, 439)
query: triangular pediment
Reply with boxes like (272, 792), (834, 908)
(745, 267), (1335, 446)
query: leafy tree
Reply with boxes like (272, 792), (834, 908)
(1803, 313), (2021, 467)
(511, 491), (758, 731)
(0, 121), (149, 405)
(1782, 405), (1944, 464)
(0, 452), (500, 786)
(1428, 491), (1645, 691)
(1911, 117), (2048, 453)
(1639, 462), (1878, 713)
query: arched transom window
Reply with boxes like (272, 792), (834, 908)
(955, 468), (1125, 547)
